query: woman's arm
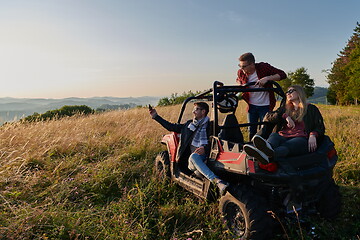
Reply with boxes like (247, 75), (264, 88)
(306, 104), (325, 137)
(306, 104), (325, 152)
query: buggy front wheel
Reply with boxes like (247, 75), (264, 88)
(154, 151), (170, 181)
(219, 185), (272, 239)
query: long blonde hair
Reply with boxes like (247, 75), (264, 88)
(285, 85), (307, 122)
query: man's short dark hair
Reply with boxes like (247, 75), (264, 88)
(195, 102), (209, 115)
(239, 52), (255, 63)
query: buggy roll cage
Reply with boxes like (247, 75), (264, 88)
(177, 81), (286, 137)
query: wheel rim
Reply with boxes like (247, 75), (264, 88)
(224, 201), (246, 236)
(155, 160), (165, 179)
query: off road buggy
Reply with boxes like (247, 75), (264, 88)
(154, 81), (341, 239)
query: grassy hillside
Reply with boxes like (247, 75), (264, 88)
(0, 103), (359, 239)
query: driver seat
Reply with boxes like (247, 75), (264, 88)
(218, 114), (244, 145)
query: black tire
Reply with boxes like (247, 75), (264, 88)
(154, 151), (170, 181)
(316, 179), (341, 219)
(219, 184), (272, 240)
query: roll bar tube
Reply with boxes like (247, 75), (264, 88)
(212, 80), (285, 135)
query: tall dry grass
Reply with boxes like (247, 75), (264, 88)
(0, 105), (216, 239)
(318, 105), (360, 185)
(0, 105), (180, 178)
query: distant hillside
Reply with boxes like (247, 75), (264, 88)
(307, 87), (328, 104)
(0, 96), (160, 124)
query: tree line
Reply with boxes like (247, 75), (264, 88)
(157, 91), (201, 106)
(326, 22), (360, 105)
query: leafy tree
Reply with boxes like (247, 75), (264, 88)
(157, 90), (201, 106)
(326, 22), (360, 105)
(345, 44), (360, 104)
(281, 67), (315, 98)
(278, 78), (292, 93)
(157, 97), (171, 106)
(326, 85), (337, 105)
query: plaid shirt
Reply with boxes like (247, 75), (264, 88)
(236, 62), (287, 111)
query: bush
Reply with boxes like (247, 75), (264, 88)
(96, 103), (138, 112)
(23, 105), (94, 122)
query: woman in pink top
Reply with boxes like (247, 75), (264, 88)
(243, 85), (325, 164)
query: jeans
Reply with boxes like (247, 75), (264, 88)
(267, 132), (308, 159)
(188, 153), (218, 181)
(248, 104), (269, 140)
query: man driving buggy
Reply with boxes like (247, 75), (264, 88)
(149, 102), (229, 195)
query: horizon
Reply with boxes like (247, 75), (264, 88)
(0, 86), (329, 100)
(1, 1), (359, 99)
(0, 95), (162, 100)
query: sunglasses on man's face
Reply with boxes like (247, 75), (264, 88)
(286, 89), (296, 95)
(238, 63), (253, 69)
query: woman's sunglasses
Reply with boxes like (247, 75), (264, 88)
(286, 89), (296, 95)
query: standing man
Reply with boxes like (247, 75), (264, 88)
(149, 102), (229, 195)
(236, 52), (287, 140)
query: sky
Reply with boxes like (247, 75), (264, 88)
(0, 0), (359, 99)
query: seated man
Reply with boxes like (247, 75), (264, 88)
(149, 102), (229, 195)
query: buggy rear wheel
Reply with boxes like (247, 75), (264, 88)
(219, 185), (272, 240)
(154, 151), (170, 181)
